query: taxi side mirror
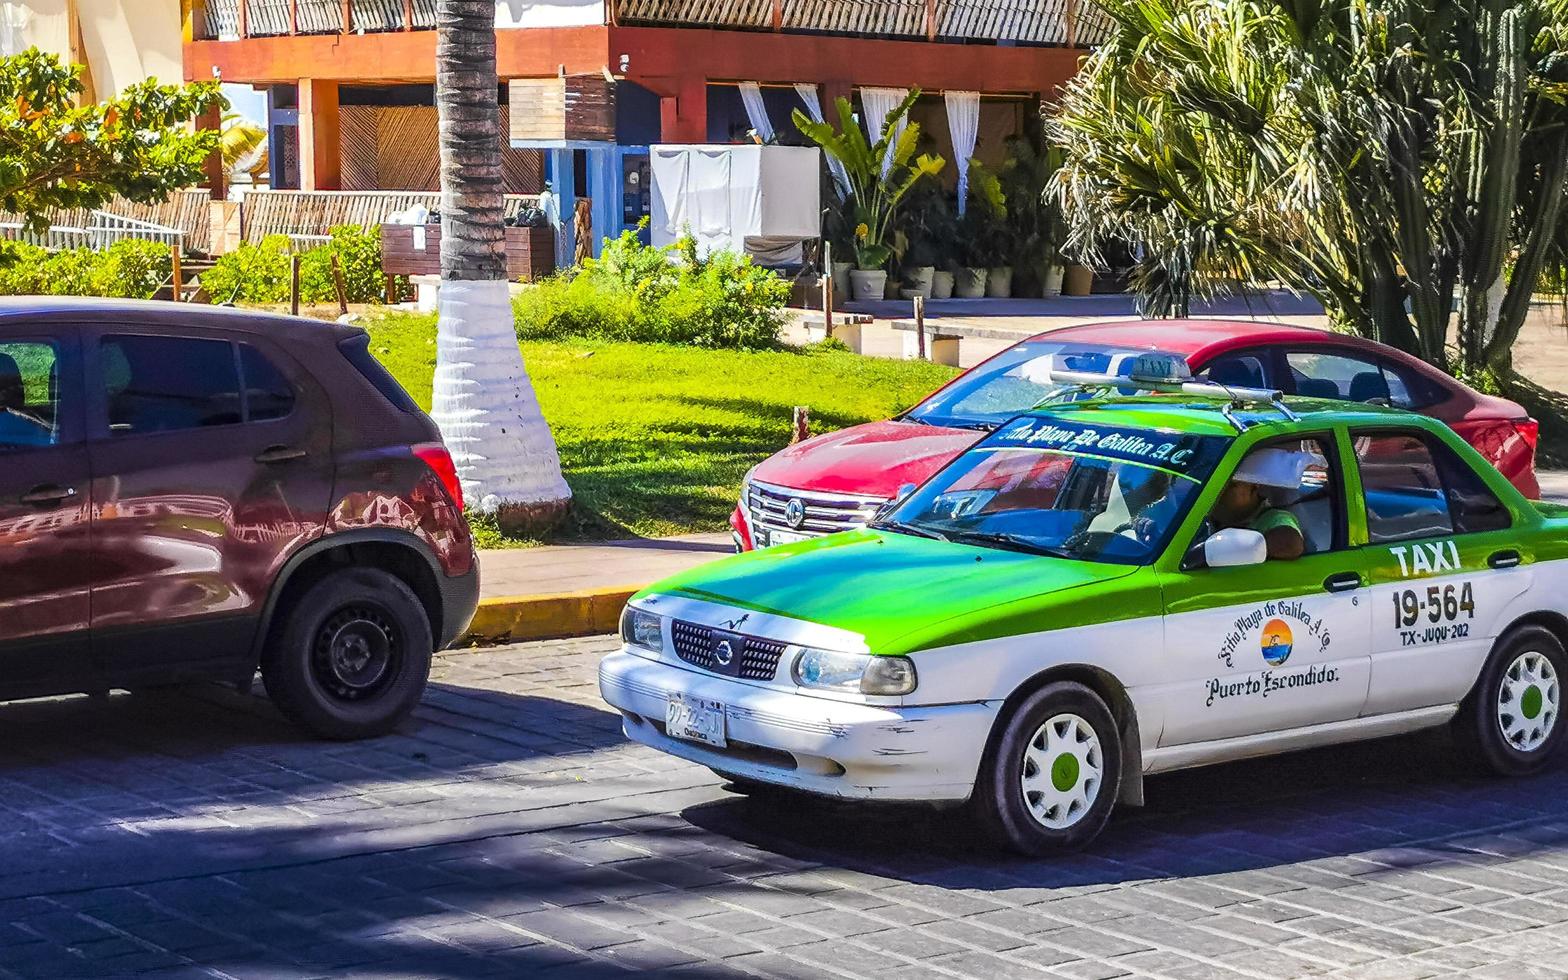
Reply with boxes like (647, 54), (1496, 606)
(1185, 527), (1268, 570)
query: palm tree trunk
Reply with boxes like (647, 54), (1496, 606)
(432, 0), (570, 533)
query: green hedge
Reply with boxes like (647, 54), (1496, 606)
(514, 230), (789, 349)
(0, 239), (172, 299)
(201, 226), (395, 306)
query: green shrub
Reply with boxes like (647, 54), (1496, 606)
(0, 238), (170, 298)
(201, 235), (293, 304)
(513, 229), (788, 349)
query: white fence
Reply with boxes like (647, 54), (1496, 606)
(0, 211), (186, 252)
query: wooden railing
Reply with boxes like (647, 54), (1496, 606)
(0, 190), (212, 255)
(201, 0), (436, 39)
(240, 189), (538, 243)
(613, 0), (1111, 45)
(199, 0), (1107, 45)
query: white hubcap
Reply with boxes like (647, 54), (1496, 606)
(1020, 713), (1103, 830)
(1498, 651), (1559, 753)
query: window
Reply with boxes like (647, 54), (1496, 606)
(338, 334), (420, 414)
(1286, 350), (1446, 409)
(239, 345), (295, 422)
(1196, 352), (1271, 391)
(1354, 431), (1510, 543)
(0, 340), (62, 451)
(1201, 435), (1343, 556)
(102, 335), (242, 435)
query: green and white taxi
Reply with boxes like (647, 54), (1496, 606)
(599, 361), (1567, 853)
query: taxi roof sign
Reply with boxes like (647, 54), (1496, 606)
(1044, 351), (1298, 431)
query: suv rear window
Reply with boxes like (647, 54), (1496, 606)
(102, 335), (242, 435)
(338, 334), (420, 414)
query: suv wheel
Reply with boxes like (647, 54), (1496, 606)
(971, 681), (1122, 854)
(1456, 625), (1566, 775)
(262, 568), (433, 740)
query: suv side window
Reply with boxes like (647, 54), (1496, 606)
(0, 339), (64, 451)
(239, 344), (296, 422)
(1353, 430), (1511, 543)
(101, 335), (242, 435)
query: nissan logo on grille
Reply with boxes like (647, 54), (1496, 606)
(784, 497), (806, 529)
(713, 639), (735, 667)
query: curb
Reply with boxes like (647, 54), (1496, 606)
(456, 585), (640, 648)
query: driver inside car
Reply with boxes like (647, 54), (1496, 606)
(1207, 447), (1312, 561)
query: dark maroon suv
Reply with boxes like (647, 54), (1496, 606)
(0, 298), (478, 739)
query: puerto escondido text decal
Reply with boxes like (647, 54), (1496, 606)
(991, 418), (1225, 477)
(1207, 601), (1339, 708)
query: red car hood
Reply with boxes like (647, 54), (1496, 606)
(750, 419), (983, 499)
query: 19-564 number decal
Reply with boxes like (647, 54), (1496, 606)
(1391, 582), (1475, 646)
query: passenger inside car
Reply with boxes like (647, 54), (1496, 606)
(1206, 447), (1314, 561)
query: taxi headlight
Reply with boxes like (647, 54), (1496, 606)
(620, 607), (663, 652)
(792, 648), (917, 696)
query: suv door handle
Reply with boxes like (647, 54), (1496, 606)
(1489, 549), (1523, 569)
(1323, 572), (1363, 593)
(255, 445), (307, 464)
(20, 484), (76, 506)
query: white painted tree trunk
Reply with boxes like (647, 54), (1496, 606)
(431, 279), (570, 515)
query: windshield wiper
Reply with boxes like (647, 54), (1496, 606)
(869, 520), (949, 542)
(945, 530), (1074, 558)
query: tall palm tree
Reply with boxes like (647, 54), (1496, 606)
(432, 0), (570, 532)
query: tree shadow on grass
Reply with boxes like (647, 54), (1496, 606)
(682, 726), (1568, 892)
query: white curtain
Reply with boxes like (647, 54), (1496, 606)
(945, 91), (982, 216)
(860, 86), (910, 177)
(737, 81), (775, 143)
(794, 83), (851, 200)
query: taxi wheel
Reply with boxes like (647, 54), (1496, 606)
(1457, 625), (1567, 776)
(972, 682), (1122, 855)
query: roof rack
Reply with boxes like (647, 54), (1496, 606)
(1043, 353), (1300, 432)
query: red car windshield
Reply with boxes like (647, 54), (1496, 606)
(904, 342), (1184, 430)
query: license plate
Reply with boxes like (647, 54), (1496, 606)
(766, 529), (811, 546)
(666, 694), (726, 747)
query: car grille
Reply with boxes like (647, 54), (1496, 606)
(671, 620), (789, 681)
(745, 480), (886, 541)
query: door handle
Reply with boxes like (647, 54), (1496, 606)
(20, 484), (76, 506)
(1323, 572), (1363, 594)
(1489, 549), (1523, 569)
(255, 445), (307, 464)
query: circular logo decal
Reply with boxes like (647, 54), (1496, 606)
(713, 639), (735, 667)
(784, 498), (806, 529)
(1261, 618), (1294, 666)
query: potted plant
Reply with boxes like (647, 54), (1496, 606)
(955, 163), (1008, 298)
(796, 92), (946, 304)
(997, 134), (1069, 298)
(892, 187), (945, 299)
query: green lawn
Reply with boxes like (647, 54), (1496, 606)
(366, 312), (960, 545)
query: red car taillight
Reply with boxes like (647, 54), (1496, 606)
(1513, 417), (1541, 454)
(413, 443), (465, 513)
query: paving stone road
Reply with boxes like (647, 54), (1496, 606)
(3, 636), (1568, 979)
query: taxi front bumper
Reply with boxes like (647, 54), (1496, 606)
(598, 650), (997, 802)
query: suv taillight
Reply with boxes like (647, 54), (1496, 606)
(1513, 418), (1541, 454)
(413, 443), (465, 513)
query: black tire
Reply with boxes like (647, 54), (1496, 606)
(261, 568), (432, 740)
(1455, 625), (1566, 776)
(970, 681), (1122, 855)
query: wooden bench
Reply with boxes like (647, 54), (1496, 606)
(890, 318), (1041, 366)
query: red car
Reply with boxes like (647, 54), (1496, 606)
(732, 319), (1540, 550)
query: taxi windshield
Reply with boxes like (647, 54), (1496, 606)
(903, 342), (1184, 430)
(876, 417), (1231, 565)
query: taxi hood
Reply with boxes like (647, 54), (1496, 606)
(637, 529), (1140, 654)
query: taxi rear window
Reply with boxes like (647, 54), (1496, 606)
(989, 416), (1231, 481)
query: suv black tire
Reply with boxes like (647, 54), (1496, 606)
(971, 681), (1122, 854)
(261, 568), (433, 740)
(1455, 625), (1566, 776)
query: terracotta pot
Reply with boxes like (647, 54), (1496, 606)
(1064, 264), (1095, 297)
(986, 266), (1014, 298)
(931, 271), (955, 299)
(849, 269), (888, 303)
(955, 267), (988, 299)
